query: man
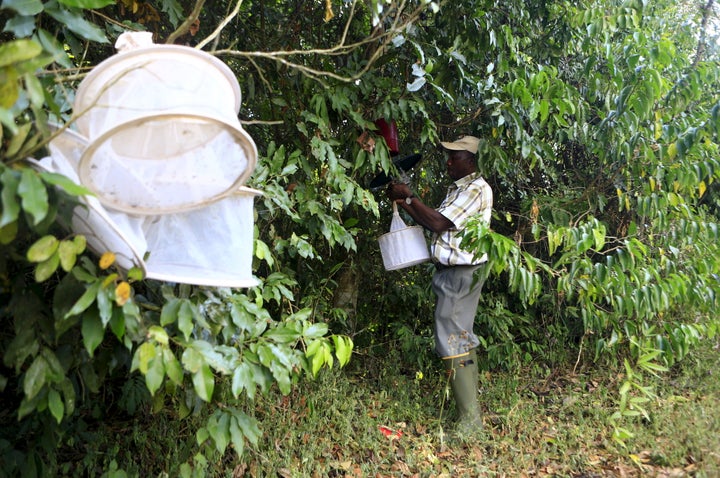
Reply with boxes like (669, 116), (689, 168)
(386, 135), (493, 437)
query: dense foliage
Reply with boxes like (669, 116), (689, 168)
(1, 0), (720, 474)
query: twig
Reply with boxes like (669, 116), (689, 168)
(165, 0), (206, 45)
(195, 0), (244, 50)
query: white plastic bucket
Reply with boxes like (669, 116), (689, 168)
(378, 203), (430, 270)
(378, 226), (430, 271)
(141, 187), (262, 288)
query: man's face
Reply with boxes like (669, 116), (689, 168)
(445, 150), (473, 180)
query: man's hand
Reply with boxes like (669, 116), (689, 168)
(386, 181), (412, 201)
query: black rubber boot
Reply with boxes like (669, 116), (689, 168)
(443, 349), (483, 437)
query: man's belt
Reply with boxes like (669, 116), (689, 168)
(434, 262), (484, 271)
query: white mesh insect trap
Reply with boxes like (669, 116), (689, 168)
(73, 34), (257, 215)
(36, 33), (263, 287)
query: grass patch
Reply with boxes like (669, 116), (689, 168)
(46, 342), (720, 476)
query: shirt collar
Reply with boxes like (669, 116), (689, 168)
(450, 172), (481, 189)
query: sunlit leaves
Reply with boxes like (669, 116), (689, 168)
(198, 408), (260, 458)
(27, 234), (88, 281)
(27, 235), (59, 262)
(58, 0), (115, 8)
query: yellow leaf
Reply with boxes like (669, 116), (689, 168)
(667, 142), (677, 159)
(530, 199), (539, 223)
(699, 180), (707, 198)
(324, 0), (334, 22)
(115, 281), (131, 306)
(99, 251), (116, 270)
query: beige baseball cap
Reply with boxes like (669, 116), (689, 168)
(440, 135), (480, 154)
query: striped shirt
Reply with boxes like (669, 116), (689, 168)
(432, 172), (493, 266)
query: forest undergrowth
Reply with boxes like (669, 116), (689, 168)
(49, 339), (720, 478)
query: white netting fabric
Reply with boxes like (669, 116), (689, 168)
(141, 188), (260, 288)
(73, 44), (241, 137)
(78, 115), (254, 214)
(35, 128), (261, 287)
(30, 143), (147, 273)
(32, 35), (263, 287)
(72, 40), (257, 215)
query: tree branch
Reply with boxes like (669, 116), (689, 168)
(165, 0), (206, 45)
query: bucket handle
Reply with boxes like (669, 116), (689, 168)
(390, 201), (408, 231)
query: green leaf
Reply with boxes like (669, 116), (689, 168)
(181, 347), (203, 373)
(0, 220), (18, 244)
(36, 28), (73, 68)
(592, 225), (606, 250)
(34, 252), (60, 282)
(332, 335), (353, 367)
(57, 0), (115, 8)
(228, 414), (246, 457)
(303, 322), (328, 339)
(27, 235), (59, 262)
(23, 354), (48, 400)
(230, 301), (254, 332)
(311, 348), (324, 377)
(64, 281), (100, 318)
(41, 348), (65, 383)
(178, 300), (194, 340)
(160, 298), (181, 326)
(81, 310), (104, 356)
(127, 266), (144, 281)
(58, 240), (79, 271)
(0, 66), (19, 109)
(235, 412), (261, 446)
(148, 326), (169, 346)
(209, 411), (230, 453)
(38, 171), (94, 196)
(145, 353), (165, 396)
(6, 122), (31, 158)
(3, 327), (38, 371)
(59, 378), (75, 416)
(18, 168), (49, 226)
(109, 306), (126, 341)
(44, 4), (109, 43)
(192, 364), (215, 402)
(265, 325), (301, 343)
(17, 394), (41, 420)
(0, 169), (21, 227)
(96, 284), (113, 326)
(0, 38), (43, 66)
(162, 347), (184, 386)
(133, 342), (158, 374)
(48, 388), (64, 424)
(231, 362), (254, 399)
(23, 73), (43, 108)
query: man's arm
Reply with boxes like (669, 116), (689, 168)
(387, 182), (455, 234)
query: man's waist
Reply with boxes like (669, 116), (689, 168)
(434, 261), (485, 271)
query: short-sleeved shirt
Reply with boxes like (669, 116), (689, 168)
(431, 172), (493, 266)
